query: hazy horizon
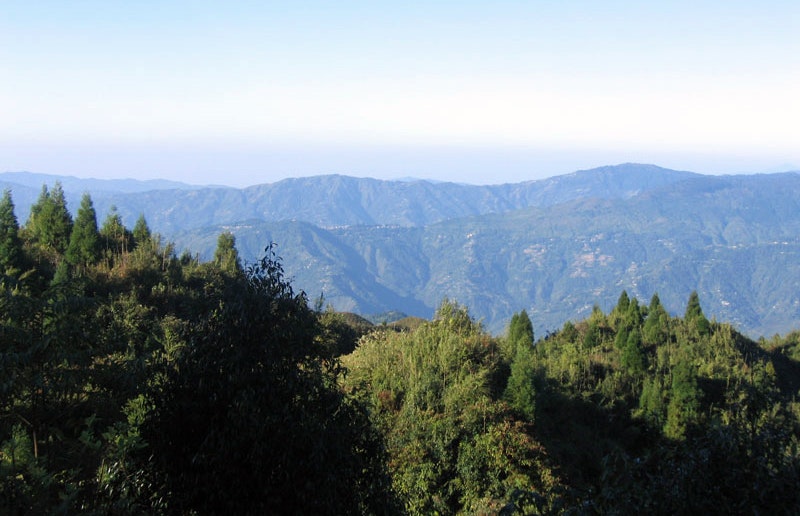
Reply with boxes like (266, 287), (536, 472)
(3, 1), (797, 187)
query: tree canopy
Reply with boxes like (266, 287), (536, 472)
(2, 184), (800, 514)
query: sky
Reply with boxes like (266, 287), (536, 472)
(2, 1), (798, 187)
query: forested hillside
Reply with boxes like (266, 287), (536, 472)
(173, 171), (800, 337)
(1, 164), (697, 232)
(0, 187), (395, 513)
(4, 164), (798, 337)
(2, 185), (800, 513)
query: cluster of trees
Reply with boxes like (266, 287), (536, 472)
(2, 183), (800, 513)
(0, 185), (396, 514)
(344, 292), (800, 513)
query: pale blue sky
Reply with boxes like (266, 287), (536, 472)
(2, 1), (798, 186)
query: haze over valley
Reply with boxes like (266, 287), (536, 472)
(3, 163), (798, 338)
(4, 2), (800, 512)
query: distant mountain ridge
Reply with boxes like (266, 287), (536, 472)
(1, 163), (699, 232)
(0, 171), (205, 193)
(2, 164), (798, 337)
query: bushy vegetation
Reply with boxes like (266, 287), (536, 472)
(0, 186), (396, 514)
(2, 184), (800, 514)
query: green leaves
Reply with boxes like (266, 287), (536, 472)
(65, 193), (100, 268)
(137, 244), (395, 514)
(343, 304), (560, 514)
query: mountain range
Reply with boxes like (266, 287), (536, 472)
(2, 164), (799, 337)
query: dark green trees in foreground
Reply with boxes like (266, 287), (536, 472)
(139, 246), (394, 514)
(2, 185), (800, 514)
(0, 188), (396, 514)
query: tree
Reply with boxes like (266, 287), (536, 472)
(137, 246), (396, 514)
(621, 328), (646, 374)
(615, 327), (629, 350)
(212, 231), (242, 276)
(504, 309), (534, 360)
(0, 189), (22, 273)
(664, 359), (700, 439)
(434, 298), (481, 336)
(684, 290), (710, 336)
(131, 214), (151, 249)
(25, 182), (73, 256)
(638, 376), (667, 427)
(100, 206), (132, 267)
(508, 309), (534, 348)
(504, 310), (536, 420)
(625, 298), (643, 328)
(65, 193), (100, 268)
(643, 293), (669, 344)
(615, 290), (630, 315)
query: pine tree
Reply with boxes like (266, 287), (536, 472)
(0, 189), (23, 273)
(684, 290), (710, 336)
(25, 182), (73, 255)
(23, 184), (49, 244)
(643, 292), (669, 344)
(684, 290), (703, 320)
(615, 290), (630, 314)
(508, 309), (533, 346)
(100, 206), (131, 262)
(132, 214), (151, 249)
(504, 310), (536, 420)
(65, 193), (100, 268)
(45, 182), (73, 254)
(625, 298), (643, 328)
(664, 359), (700, 439)
(621, 328), (646, 374)
(614, 327), (629, 350)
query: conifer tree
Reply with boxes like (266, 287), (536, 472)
(505, 309), (534, 357)
(0, 189), (22, 273)
(131, 214), (151, 249)
(25, 182), (73, 255)
(664, 359), (700, 439)
(614, 327), (629, 350)
(643, 292), (669, 344)
(100, 206), (131, 260)
(626, 297), (643, 327)
(621, 328), (646, 374)
(615, 290), (630, 314)
(684, 290), (710, 336)
(504, 310), (536, 420)
(65, 193), (100, 268)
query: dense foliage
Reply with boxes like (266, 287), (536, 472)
(343, 293), (800, 514)
(2, 185), (800, 514)
(0, 187), (396, 514)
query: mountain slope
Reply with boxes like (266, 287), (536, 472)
(2, 163), (698, 232)
(5, 165), (798, 337)
(174, 171), (800, 337)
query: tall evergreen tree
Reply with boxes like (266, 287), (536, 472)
(65, 193), (100, 268)
(664, 359), (700, 439)
(684, 290), (710, 336)
(100, 206), (131, 259)
(25, 182), (73, 255)
(621, 328), (646, 374)
(615, 290), (630, 314)
(643, 293), (669, 344)
(0, 189), (22, 273)
(23, 184), (49, 245)
(507, 309), (534, 348)
(504, 310), (536, 420)
(131, 214), (151, 249)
